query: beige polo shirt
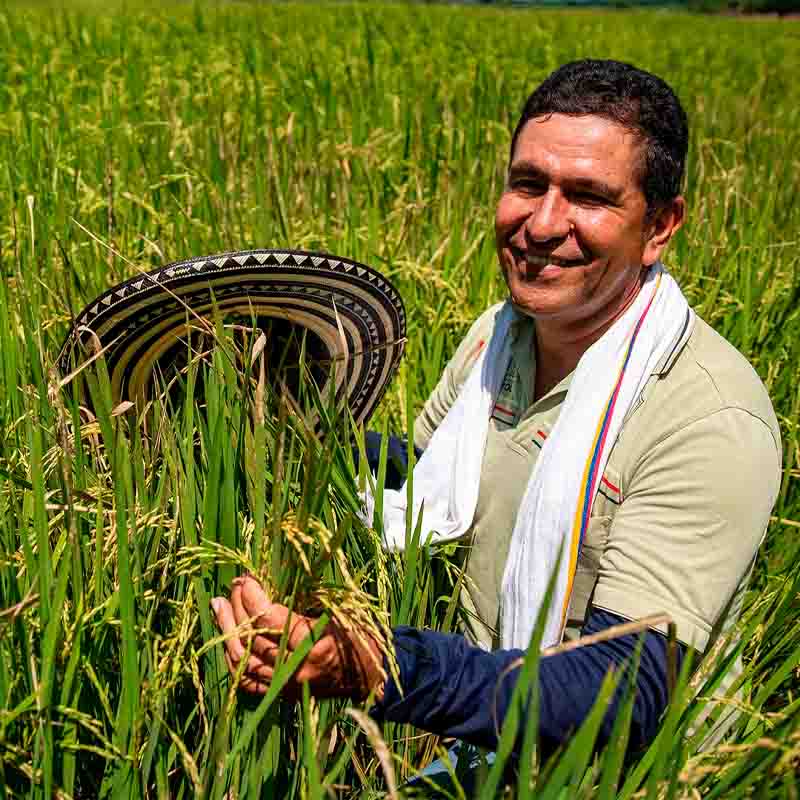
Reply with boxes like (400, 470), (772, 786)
(414, 302), (782, 658)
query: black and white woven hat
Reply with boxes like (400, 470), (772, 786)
(58, 249), (407, 425)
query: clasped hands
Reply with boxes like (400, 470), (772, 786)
(211, 575), (386, 702)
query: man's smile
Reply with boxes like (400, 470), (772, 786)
(509, 245), (586, 274)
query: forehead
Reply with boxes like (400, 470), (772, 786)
(511, 114), (643, 186)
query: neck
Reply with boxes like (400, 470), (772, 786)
(532, 270), (647, 401)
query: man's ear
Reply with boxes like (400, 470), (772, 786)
(643, 196), (685, 266)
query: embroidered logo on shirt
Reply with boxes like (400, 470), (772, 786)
(532, 427), (622, 503)
(491, 359), (521, 426)
(597, 474), (622, 505)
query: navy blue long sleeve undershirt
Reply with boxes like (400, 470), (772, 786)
(357, 432), (684, 756)
(372, 610), (684, 757)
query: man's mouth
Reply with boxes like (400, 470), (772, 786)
(523, 254), (582, 268)
(510, 247), (584, 270)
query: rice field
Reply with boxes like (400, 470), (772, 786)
(0, 2), (799, 797)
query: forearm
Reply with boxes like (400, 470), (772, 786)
(373, 627), (525, 750)
(356, 432), (422, 491)
(372, 610), (684, 755)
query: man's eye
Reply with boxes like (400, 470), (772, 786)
(513, 180), (546, 194)
(574, 192), (607, 205)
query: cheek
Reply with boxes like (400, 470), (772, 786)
(574, 210), (635, 254)
(495, 194), (529, 238)
(574, 210), (613, 242)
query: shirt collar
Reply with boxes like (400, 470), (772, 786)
(652, 307), (693, 376)
(507, 304), (693, 381)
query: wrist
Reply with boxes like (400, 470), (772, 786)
(312, 625), (386, 702)
(348, 628), (387, 703)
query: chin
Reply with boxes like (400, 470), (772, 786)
(509, 293), (551, 319)
(509, 288), (582, 321)
(509, 300), (538, 319)
(508, 281), (556, 313)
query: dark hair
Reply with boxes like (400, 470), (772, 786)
(510, 59), (688, 213)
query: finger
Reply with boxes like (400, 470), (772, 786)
(218, 598), (273, 684)
(223, 650), (269, 695)
(213, 597), (270, 677)
(212, 596), (238, 639)
(238, 576), (279, 630)
(223, 647), (273, 682)
(211, 579), (279, 668)
(219, 592), (305, 702)
(211, 596), (227, 630)
(230, 579), (254, 637)
(239, 578), (290, 660)
(212, 598), (248, 667)
(240, 676), (268, 695)
(231, 576), (288, 667)
(241, 577), (317, 651)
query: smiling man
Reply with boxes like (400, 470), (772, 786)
(213, 60), (782, 769)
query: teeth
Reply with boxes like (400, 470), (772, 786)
(522, 253), (578, 267)
(511, 247), (577, 269)
(525, 255), (550, 267)
(524, 255), (573, 268)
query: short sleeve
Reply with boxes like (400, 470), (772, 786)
(592, 408), (782, 651)
(413, 303), (505, 452)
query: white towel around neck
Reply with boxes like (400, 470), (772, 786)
(370, 263), (694, 650)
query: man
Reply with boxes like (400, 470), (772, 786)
(212, 60), (781, 761)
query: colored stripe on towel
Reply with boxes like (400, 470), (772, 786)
(560, 273), (662, 630)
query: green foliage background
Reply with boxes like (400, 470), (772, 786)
(0, 2), (798, 798)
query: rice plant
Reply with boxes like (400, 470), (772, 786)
(0, 2), (798, 798)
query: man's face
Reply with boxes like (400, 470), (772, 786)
(495, 113), (662, 326)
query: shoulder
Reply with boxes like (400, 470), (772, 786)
(413, 301), (512, 451)
(643, 317), (778, 450)
(677, 317), (780, 449)
(446, 301), (510, 385)
(462, 301), (509, 347)
(687, 319), (777, 417)
(615, 315), (782, 484)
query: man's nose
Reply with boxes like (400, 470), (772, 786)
(524, 189), (571, 245)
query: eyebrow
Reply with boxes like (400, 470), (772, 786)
(508, 160), (624, 203)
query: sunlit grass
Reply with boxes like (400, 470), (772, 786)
(0, 2), (798, 797)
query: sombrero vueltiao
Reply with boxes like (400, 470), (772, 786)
(58, 249), (407, 425)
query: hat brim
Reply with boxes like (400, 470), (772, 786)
(58, 249), (407, 426)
